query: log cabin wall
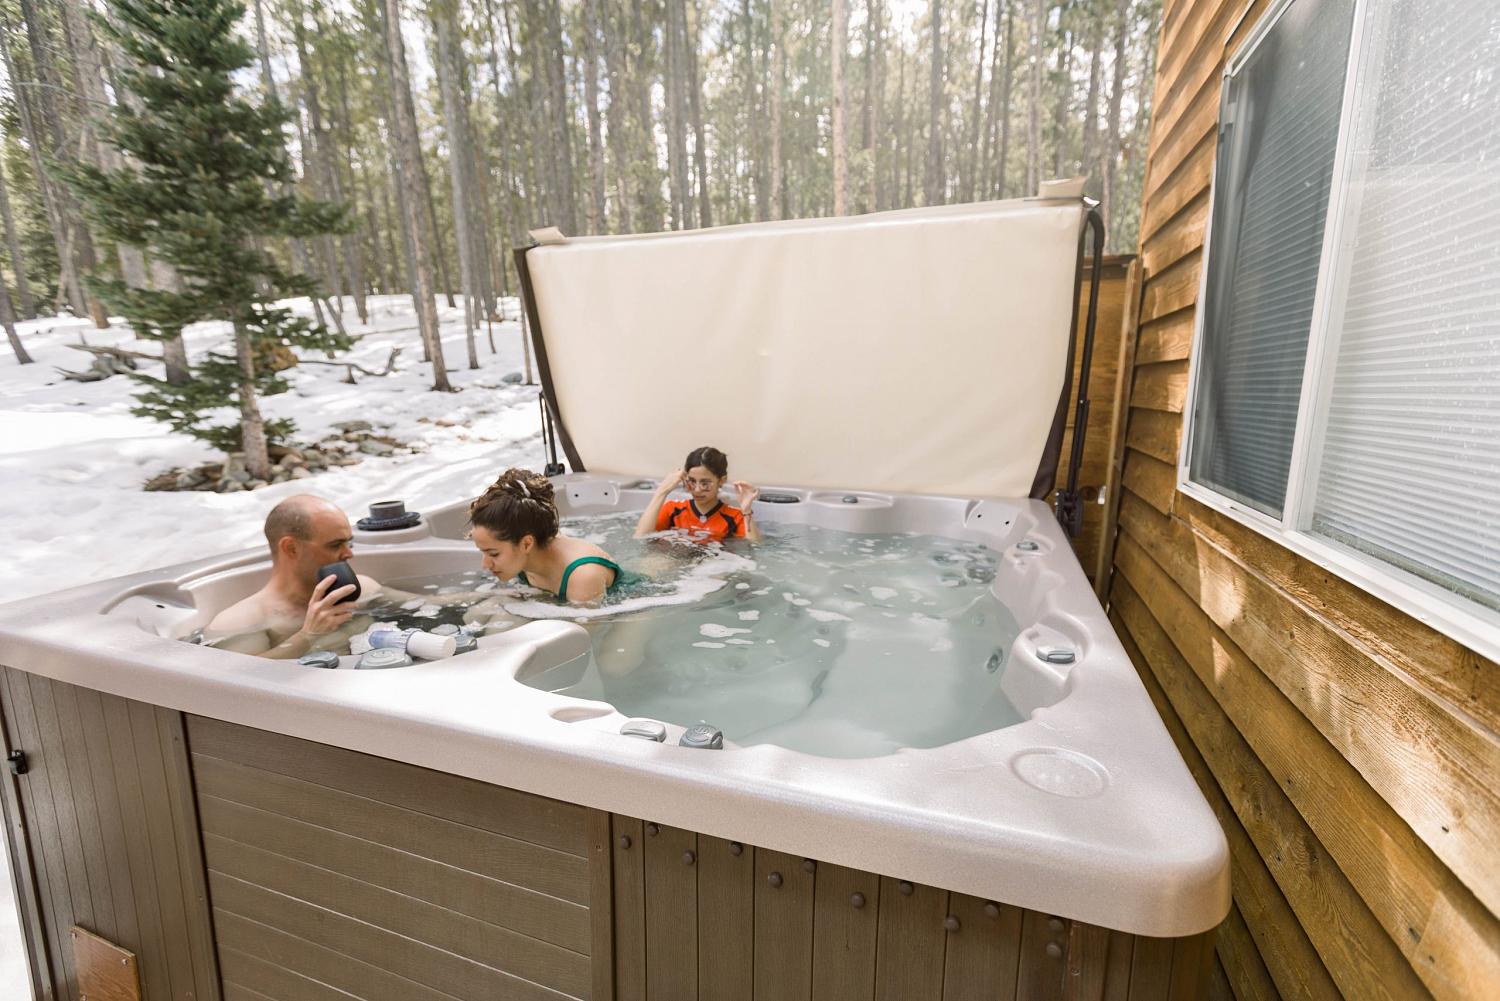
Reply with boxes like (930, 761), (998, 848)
(1112, 1), (1500, 999)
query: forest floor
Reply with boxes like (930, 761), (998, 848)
(0, 294), (545, 606)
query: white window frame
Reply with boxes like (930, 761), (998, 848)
(1177, 0), (1500, 663)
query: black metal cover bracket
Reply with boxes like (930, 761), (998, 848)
(1055, 207), (1106, 538)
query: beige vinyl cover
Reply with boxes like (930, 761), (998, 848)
(524, 197), (1086, 497)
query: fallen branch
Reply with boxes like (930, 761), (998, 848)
(65, 342), (158, 364)
(296, 345), (402, 383)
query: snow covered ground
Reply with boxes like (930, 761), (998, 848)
(0, 295), (546, 606)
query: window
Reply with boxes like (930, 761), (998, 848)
(1183, 0), (1500, 658)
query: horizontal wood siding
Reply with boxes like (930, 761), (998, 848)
(609, 815), (1212, 999)
(186, 715), (595, 1000)
(0, 666), (221, 1001)
(1112, 1), (1500, 998)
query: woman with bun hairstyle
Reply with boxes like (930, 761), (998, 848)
(470, 468), (634, 603)
(634, 446), (762, 542)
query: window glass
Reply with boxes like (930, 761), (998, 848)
(1188, 0), (1357, 515)
(1308, 0), (1500, 610)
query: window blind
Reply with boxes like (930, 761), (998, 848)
(1188, 0), (1356, 516)
(1308, 0), (1500, 610)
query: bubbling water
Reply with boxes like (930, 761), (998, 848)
(502, 515), (1025, 758)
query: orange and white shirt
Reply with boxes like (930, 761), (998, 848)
(656, 499), (746, 541)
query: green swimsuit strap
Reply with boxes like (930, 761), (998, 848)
(558, 555), (622, 599)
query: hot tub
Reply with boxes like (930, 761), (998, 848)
(0, 195), (1229, 1000)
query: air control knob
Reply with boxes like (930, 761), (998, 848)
(679, 724), (724, 749)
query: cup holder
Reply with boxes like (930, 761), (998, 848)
(551, 705), (612, 723)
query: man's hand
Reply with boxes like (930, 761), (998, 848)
(733, 480), (759, 509)
(302, 574), (358, 637)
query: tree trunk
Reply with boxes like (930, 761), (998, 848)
(1102, 0), (1130, 232)
(232, 317), (273, 479)
(924, 0), (944, 205)
(769, 0), (785, 220)
(17, 0), (106, 326)
(60, 0), (150, 292)
(664, 0), (691, 228)
(382, 0), (450, 390)
(333, 61), (369, 322)
(832, 0), (848, 215)
(996, 3), (1015, 197)
(1, 275), (31, 364)
(581, 0), (609, 233)
(630, 0), (664, 231)
(1052, 27), (1072, 177)
(434, 0), (480, 369)
(964, 0), (990, 203)
(1026, 0), (1044, 195)
(685, 0), (712, 228)
(2, 12), (88, 320)
(0, 163), (35, 317)
(601, 0), (634, 232)
(544, 0), (578, 234)
(743, 0), (765, 220)
(291, 7), (344, 312)
(1080, 11), (1105, 185)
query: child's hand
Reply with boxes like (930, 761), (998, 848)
(656, 469), (685, 496)
(733, 481), (759, 509)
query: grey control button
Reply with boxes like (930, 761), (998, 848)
(679, 724), (724, 749)
(1016, 539), (1041, 552)
(620, 719), (667, 742)
(297, 651), (340, 670)
(356, 648), (412, 670)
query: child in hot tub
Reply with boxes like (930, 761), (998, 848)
(634, 445), (762, 542)
(470, 468), (639, 603)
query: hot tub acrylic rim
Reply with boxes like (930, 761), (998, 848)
(0, 484), (1230, 938)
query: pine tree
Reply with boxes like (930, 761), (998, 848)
(64, 0), (350, 481)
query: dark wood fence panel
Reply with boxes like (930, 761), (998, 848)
(0, 667), (220, 1001)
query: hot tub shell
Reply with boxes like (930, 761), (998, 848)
(0, 477), (1228, 999)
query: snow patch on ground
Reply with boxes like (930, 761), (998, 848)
(1, 295), (544, 604)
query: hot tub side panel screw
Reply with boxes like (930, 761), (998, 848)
(898, 881), (914, 896)
(984, 902), (1001, 919)
(618, 835), (632, 850)
(801, 859), (817, 874)
(729, 842), (744, 856)
(768, 872), (783, 888)
(646, 823), (660, 837)
(1045, 942), (1063, 959)
(1048, 917), (1065, 933)
(944, 916), (961, 932)
(683, 850), (696, 866)
(850, 892), (866, 909)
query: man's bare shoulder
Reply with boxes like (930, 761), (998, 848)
(206, 588), (275, 635)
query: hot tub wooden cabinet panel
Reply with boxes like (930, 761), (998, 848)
(603, 816), (1214, 1001)
(3, 668), (1215, 1001)
(185, 715), (598, 1001)
(0, 666), (221, 1001)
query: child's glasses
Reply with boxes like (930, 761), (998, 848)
(684, 477), (718, 490)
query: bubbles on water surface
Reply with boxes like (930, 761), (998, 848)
(404, 510), (1028, 758)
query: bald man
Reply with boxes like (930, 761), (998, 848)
(204, 495), (387, 659)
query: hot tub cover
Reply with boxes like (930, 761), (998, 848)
(521, 195), (1087, 498)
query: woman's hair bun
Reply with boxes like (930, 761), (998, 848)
(469, 467), (560, 543)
